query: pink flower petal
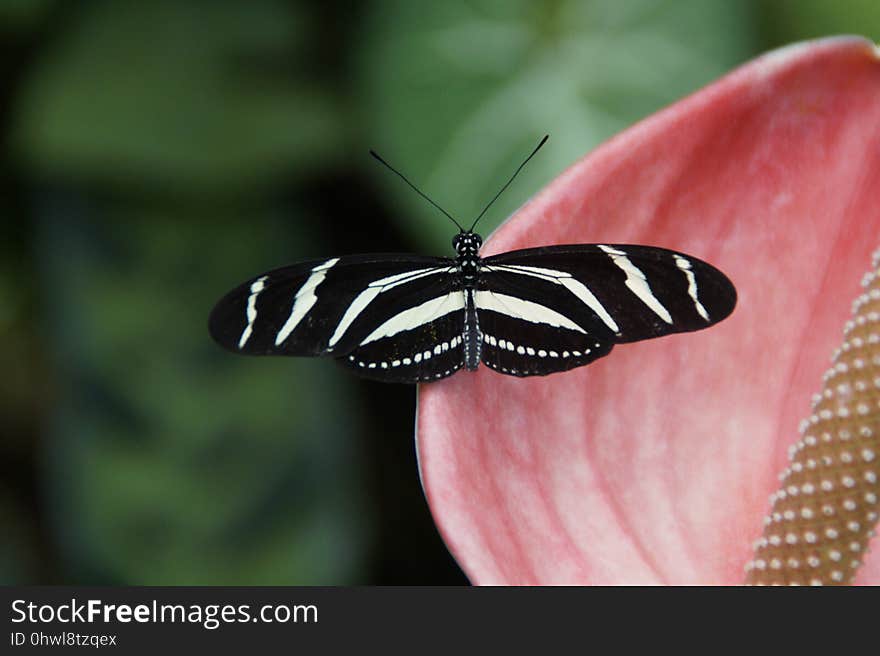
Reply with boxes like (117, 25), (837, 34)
(417, 37), (880, 584)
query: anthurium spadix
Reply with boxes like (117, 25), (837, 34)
(417, 37), (880, 585)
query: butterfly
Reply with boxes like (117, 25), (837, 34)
(209, 136), (736, 383)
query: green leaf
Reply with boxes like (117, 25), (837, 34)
(758, 0), (880, 45)
(0, 0), (55, 33)
(358, 0), (755, 249)
(14, 0), (345, 196)
(0, 495), (38, 583)
(39, 207), (370, 584)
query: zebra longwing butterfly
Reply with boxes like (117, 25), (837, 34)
(209, 137), (736, 383)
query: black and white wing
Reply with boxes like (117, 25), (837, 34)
(477, 244), (736, 376)
(209, 254), (465, 383)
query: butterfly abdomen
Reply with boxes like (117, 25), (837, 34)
(463, 289), (482, 371)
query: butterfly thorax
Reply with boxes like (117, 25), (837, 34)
(452, 231), (483, 285)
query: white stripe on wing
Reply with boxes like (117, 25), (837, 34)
(598, 245), (672, 324)
(674, 254), (710, 321)
(359, 291), (466, 346)
(473, 290), (587, 333)
(238, 275), (268, 348)
(328, 266), (451, 349)
(485, 263), (620, 333)
(274, 258), (340, 346)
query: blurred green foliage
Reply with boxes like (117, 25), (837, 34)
(0, 0), (53, 32)
(0, 0), (877, 584)
(14, 1), (345, 195)
(759, 0), (880, 45)
(38, 210), (368, 584)
(360, 0), (756, 247)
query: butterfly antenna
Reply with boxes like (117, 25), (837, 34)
(370, 149), (465, 232)
(469, 134), (549, 233)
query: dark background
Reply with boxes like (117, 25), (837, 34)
(1, 1), (877, 584)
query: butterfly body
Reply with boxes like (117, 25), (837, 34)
(453, 230), (483, 371)
(209, 229), (736, 383)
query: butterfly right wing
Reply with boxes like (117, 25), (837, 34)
(475, 243), (735, 376)
(209, 254), (458, 363)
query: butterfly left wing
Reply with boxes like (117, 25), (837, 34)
(209, 254), (466, 383)
(477, 243), (736, 376)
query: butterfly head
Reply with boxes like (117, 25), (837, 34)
(452, 231), (482, 256)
